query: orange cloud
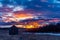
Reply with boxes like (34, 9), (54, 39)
(13, 13), (34, 20)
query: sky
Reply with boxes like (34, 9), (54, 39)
(0, 0), (60, 23)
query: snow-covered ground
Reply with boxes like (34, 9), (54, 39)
(0, 29), (60, 40)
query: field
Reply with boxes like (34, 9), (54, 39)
(0, 29), (60, 40)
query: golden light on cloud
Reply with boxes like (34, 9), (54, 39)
(15, 22), (42, 29)
(25, 25), (35, 28)
(24, 22), (41, 29)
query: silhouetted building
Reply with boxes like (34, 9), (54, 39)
(9, 25), (18, 35)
